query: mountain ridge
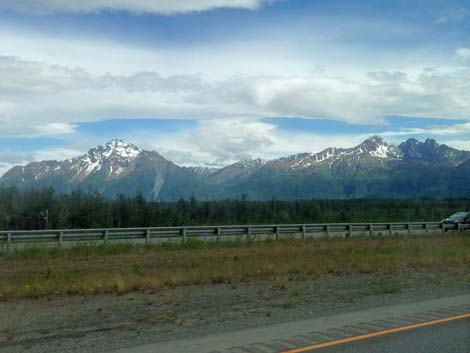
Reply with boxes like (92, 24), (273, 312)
(2, 136), (470, 200)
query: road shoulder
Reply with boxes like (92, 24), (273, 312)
(114, 294), (470, 353)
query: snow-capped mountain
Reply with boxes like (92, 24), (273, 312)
(272, 136), (401, 172)
(0, 139), (184, 199)
(62, 139), (143, 181)
(2, 137), (470, 200)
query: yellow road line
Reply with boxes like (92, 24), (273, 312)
(282, 312), (470, 353)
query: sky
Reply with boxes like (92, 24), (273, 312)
(1, 0), (470, 174)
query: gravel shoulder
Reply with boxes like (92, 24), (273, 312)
(1, 268), (469, 353)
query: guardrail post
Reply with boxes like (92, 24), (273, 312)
(369, 224), (373, 237)
(325, 224), (330, 237)
(301, 225), (306, 239)
(58, 231), (64, 247)
(275, 226), (280, 240)
(181, 228), (187, 244)
(246, 226), (251, 240)
(347, 224), (352, 238)
(389, 224), (393, 236)
(145, 229), (150, 245)
(216, 227), (221, 243)
(425, 223), (429, 235)
(104, 230), (109, 243)
(407, 223), (411, 235)
(7, 232), (12, 254)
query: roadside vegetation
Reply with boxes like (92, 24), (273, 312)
(1, 234), (469, 300)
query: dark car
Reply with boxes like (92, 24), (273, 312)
(440, 212), (470, 227)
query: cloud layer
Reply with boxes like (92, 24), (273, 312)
(2, 1), (470, 174)
(2, 55), (470, 139)
(0, 0), (274, 14)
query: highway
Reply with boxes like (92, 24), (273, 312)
(111, 294), (470, 353)
(282, 316), (470, 353)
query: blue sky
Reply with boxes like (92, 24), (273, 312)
(1, 0), (470, 173)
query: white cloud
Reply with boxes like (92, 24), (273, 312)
(33, 123), (78, 136)
(456, 48), (470, 60)
(2, 56), (470, 140)
(189, 119), (275, 164)
(0, 0), (275, 14)
(32, 147), (83, 162)
(138, 119), (276, 166)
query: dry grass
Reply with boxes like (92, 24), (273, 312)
(0, 234), (469, 300)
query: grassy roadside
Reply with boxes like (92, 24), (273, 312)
(0, 234), (469, 300)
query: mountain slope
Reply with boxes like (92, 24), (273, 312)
(2, 137), (470, 200)
(0, 140), (203, 199)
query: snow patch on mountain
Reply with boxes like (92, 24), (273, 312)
(290, 148), (343, 170)
(235, 158), (267, 168)
(69, 139), (143, 180)
(363, 136), (401, 159)
(370, 144), (389, 158)
(287, 136), (403, 171)
(102, 139), (142, 160)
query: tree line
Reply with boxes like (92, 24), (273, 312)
(0, 187), (469, 230)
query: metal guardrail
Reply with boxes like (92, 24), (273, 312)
(0, 222), (467, 251)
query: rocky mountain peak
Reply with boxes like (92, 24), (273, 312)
(65, 139), (144, 181)
(398, 138), (469, 165)
(356, 136), (399, 159)
(98, 139), (142, 160)
(362, 135), (386, 145)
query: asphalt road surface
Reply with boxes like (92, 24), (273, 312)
(112, 295), (470, 353)
(285, 316), (470, 353)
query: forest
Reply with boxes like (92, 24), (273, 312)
(0, 187), (469, 231)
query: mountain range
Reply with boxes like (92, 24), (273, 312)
(2, 137), (470, 200)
